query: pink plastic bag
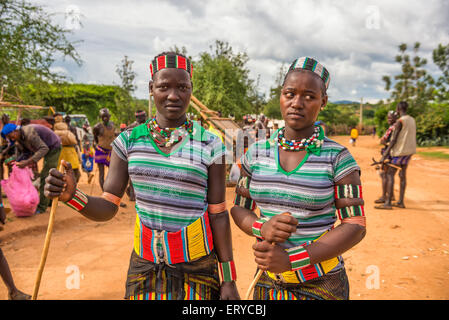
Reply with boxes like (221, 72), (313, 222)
(1, 165), (39, 217)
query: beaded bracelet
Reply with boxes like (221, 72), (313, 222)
(334, 184), (363, 199)
(218, 260), (237, 282)
(234, 176), (256, 211)
(252, 216), (269, 240)
(64, 188), (88, 212)
(286, 245), (311, 271)
(336, 205), (365, 220)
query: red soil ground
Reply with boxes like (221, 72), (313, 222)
(1, 135), (448, 300)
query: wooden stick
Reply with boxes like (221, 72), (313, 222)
(32, 163), (64, 300)
(244, 212), (292, 300)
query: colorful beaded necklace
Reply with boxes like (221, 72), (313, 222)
(148, 117), (193, 147)
(277, 126), (321, 151)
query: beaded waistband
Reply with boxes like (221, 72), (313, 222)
(133, 212), (214, 265)
(266, 231), (340, 284)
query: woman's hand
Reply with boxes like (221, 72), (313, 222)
(220, 281), (241, 300)
(252, 240), (291, 274)
(44, 160), (77, 202)
(260, 213), (298, 243)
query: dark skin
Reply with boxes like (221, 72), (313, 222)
(93, 111), (114, 190)
(44, 68), (240, 300)
(379, 105), (408, 208)
(231, 70), (366, 274)
(376, 113), (398, 203)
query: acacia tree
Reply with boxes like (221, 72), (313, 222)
(432, 43), (449, 101)
(114, 55), (139, 124)
(0, 0), (82, 103)
(382, 42), (434, 116)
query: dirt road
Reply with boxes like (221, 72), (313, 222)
(1, 135), (448, 300)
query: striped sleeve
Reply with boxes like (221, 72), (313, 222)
(111, 130), (130, 162)
(333, 148), (360, 182)
(209, 135), (227, 165)
(239, 146), (253, 178)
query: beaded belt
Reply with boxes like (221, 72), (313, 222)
(133, 212), (214, 265)
(266, 232), (340, 284)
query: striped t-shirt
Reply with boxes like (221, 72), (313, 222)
(241, 127), (360, 250)
(112, 120), (226, 232)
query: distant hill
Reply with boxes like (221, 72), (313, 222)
(331, 100), (359, 105)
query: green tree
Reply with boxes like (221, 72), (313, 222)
(263, 64), (287, 119)
(432, 43), (449, 101)
(192, 40), (257, 119)
(0, 0), (82, 102)
(382, 42), (434, 116)
(116, 55), (137, 94)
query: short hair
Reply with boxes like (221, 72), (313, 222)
(397, 101), (408, 112)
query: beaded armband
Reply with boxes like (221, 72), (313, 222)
(336, 205), (365, 220)
(233, 176), (256, 210)
(334, 184), (363, 199)
(252, 216), (269, 240)
(286, 245), (311, 271)
(218, 260), (237, 282)
(64, 188), (88, 212)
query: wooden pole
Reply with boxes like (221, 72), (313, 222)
(244, 212), (291, 300)
(359, 98), (363, 132)
(32, 163), (64, 300)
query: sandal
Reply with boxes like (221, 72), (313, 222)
(374, 197), (385, 204)
(392, 202), (405, 208)
(374, 204), (393, 210)
(8, 290), (31, 300)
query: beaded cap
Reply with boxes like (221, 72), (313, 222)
(150, 54), (193, 79)
(289, 57), (330, 89)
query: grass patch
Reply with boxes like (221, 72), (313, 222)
(417, 151), (449, 160)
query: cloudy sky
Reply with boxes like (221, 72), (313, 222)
(33, 0), (449, 103)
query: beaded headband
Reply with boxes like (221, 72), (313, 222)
(150, 54), (193, 79)
(289, 57), (330, 89)
(135, 110), (146, 117)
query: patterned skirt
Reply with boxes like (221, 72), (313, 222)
(253, 267), (349, 300)
(124, 250), (220, 300)
(390, 155), (412, 166)
(94, 146), (111, 166)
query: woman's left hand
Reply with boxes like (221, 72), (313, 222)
(252, 241), (291, 274)
(220, 281), (241, 300)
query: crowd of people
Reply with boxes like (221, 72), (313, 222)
(0, 108), (149, 299)
(0, 51), (417, 301)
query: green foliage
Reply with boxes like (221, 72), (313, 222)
(192, 40), (256, 119)
(417, 151), (449, 160)
(116, 55), (137, 94)
(381, 42), (449, 146)
(317, 103), (359, 135)
(19, 82), (145, 125)
(0, 0), (81, 101)
(262, 64), (286, 119)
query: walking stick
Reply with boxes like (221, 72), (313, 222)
(244, 212), (291, 300)
(32, 163), (64, 300)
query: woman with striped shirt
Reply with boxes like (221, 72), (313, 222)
(44, 52), (240, 300)
(231, 57), (366, 300)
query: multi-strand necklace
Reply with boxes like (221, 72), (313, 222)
(277, 126), (321, 151)
(148, 117), (193, 147)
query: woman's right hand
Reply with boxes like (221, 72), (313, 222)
(44, 160), (77, 202)
(260, 212), (298, 244)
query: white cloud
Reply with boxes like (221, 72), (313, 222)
(30, 0), (449, 103)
